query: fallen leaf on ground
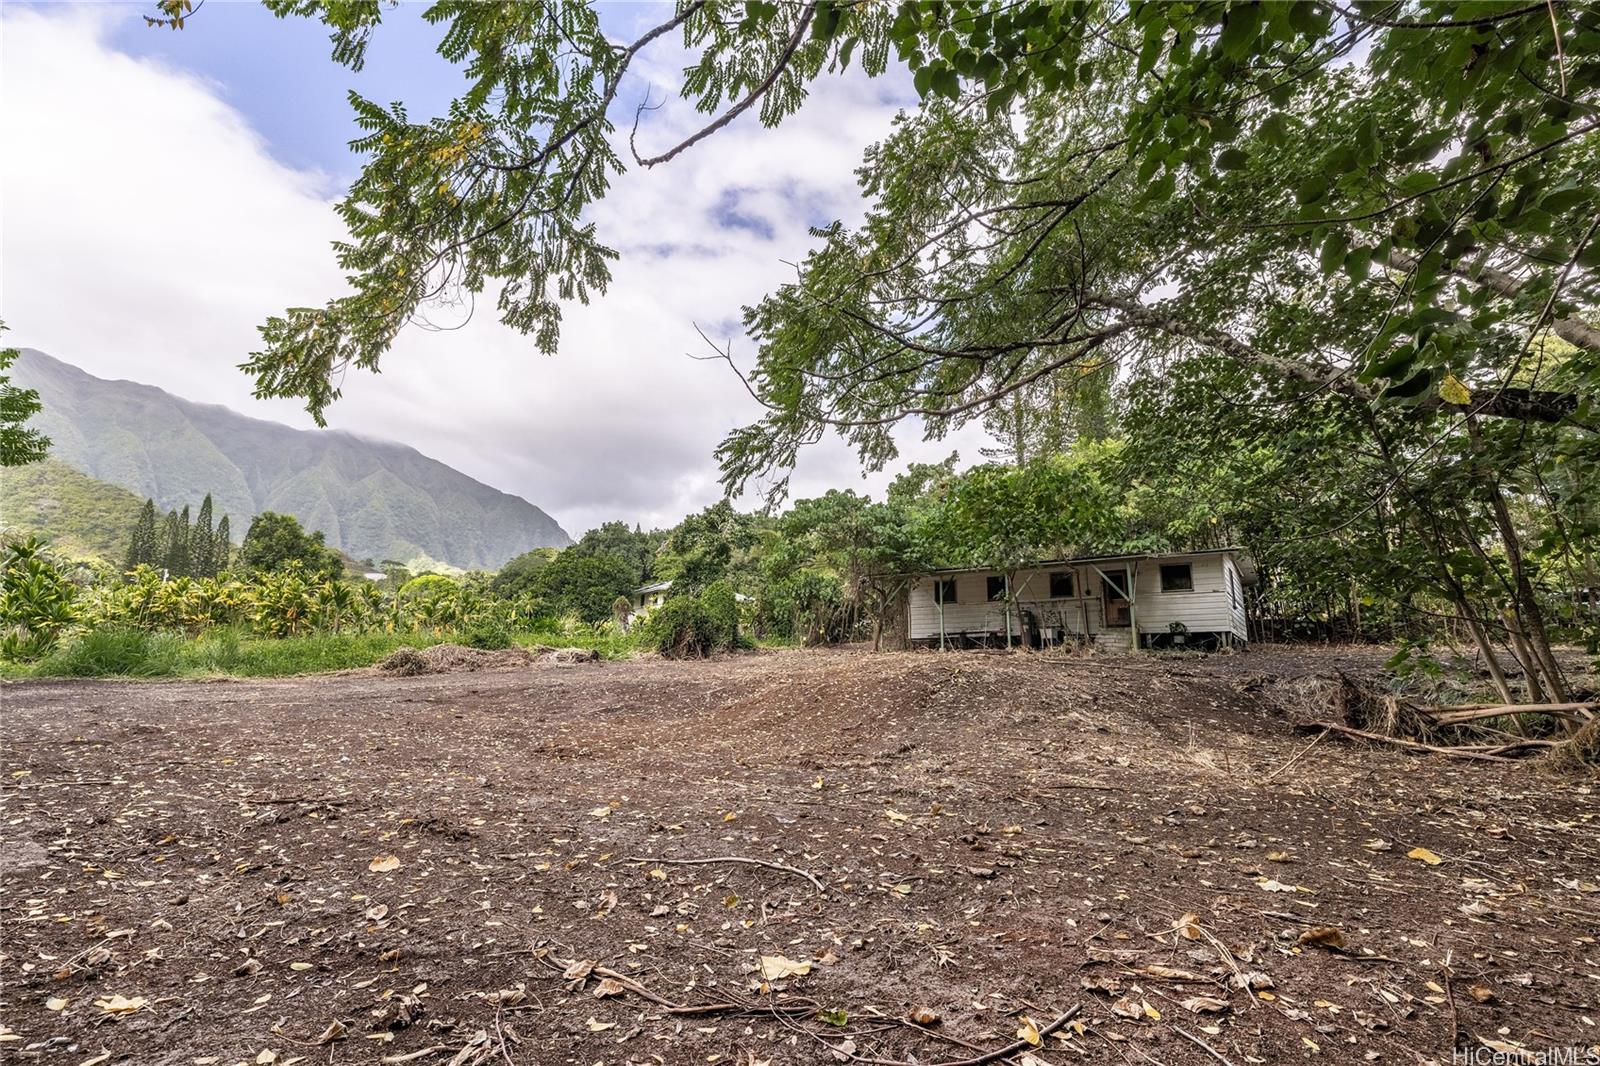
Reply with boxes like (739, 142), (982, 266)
(1016, 1017), (1042, 1046)
(1297, 926), (1346, 949)
(593, 978), (625, 998)
(1468, 985), (1495, 1003)
(758, 955), (812, 981)
(1257, 878), (1302, 893)
(46, 997), (68, 1011)
(1175, 912), (1202, 940)
(1407, 847), (1443, 865)
(1139, 964), (1203, 981)
(93, 994), (147, 1015)
(907, 1007), (940, 1027)
(1181, 995), (1232, 1014)
(314, 1020), (347, 1044)
(1362, 839), (1393, 852)
(585, 1017), (615, 1032)
(367, 856), (401, 873)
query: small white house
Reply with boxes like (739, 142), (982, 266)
(630, 580), (751, 617)
(632, 580), (673, 614)
(906, 549), (1255, 650)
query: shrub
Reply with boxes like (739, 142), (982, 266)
(700, 580), (739, 649)
(641, 583), (742, 659)
(398, 573), (458, 600)
(33, 627), (182, 677)
(641, 598), (712, 658)
(460, 619), (513, 650)
(0, 538), (80, 659)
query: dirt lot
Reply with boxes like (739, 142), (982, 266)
(2, 646), (1596, 1066)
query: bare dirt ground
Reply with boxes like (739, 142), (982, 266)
(2, 646), (1596, 1066)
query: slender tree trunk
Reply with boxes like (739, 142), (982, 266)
(1501, 608), (1548, 704)
(1462, 611), (1516, 706)
(1465, 416), (1569, 701)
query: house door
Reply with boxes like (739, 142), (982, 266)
(1102, 568), (1131, 627)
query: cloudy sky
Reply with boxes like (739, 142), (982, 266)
(1, 2), (994, 537)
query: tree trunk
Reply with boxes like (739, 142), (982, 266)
(1462, 611), (1516, 706)
(1465, 416), (1569, 702)
(1501, 608), (1548, 704)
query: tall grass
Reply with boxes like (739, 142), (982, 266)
(31, 627), (185, 678)
(514, 625), (637, 661)
(24, 628), (446, 679)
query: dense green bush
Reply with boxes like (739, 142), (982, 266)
(0, 538), (80, 659)
(640, 582), (742, 659)
(460, 619), (513, 650)
(699, 580), (739, 649)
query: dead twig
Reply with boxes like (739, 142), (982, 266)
(850, 1006), (1081, 1066)
(627, 853), (827, 893)
(1261, 728), (1327, 783)
(1174, 1026), (1237, 1066)
(1297, 722), (1522, 761)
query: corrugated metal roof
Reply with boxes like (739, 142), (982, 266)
(903, 547), (1258, 584)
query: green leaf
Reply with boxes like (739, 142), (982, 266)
(1215, 147), (1249, 171)
(1319, 231), (1349, 276)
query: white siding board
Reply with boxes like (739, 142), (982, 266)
(908, 553), (1249, 644)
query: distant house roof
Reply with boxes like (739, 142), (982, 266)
(908, 548), (1259, 585)
(632, 579), (752, 601)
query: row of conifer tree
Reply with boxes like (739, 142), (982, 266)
(123, 494), (231, 578)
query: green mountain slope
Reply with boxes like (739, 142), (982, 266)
(10, 350), (571, 568)
(1, 458), (145, 564)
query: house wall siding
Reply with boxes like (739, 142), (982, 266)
(907, 553), (1247, 644)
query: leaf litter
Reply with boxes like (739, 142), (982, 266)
(0, 645), (1595, 1064)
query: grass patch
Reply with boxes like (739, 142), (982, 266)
(19, 628), (446, 679)
(514, 627), (637, 661)
(182, 630), (444, 677)
(6, 624), (640, 680)
(30, 627), (185, 678)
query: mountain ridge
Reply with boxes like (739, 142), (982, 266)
(9, 349), (571, 568)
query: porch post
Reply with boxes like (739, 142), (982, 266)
(1128, 560), (1140, 652)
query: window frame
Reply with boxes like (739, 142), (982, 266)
(1048, 570), (1075, 598)
(933, 578), (958, 606)
(986, 575), (1008, 602)
(1159, 563), (1195, 593)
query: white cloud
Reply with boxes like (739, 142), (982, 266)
(1, 5), (993, 537)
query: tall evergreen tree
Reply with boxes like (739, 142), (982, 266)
(191, 495), (215, 577)
(124, 499), (159, 571)
(214, 515), (231, 573)
(161, 509), (186, 577)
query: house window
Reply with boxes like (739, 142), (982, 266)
(933, 578), (957, 605)
(1160, 564), (1194, 592)
(1049, 571), (1074, 598)
(1228, 569), (1239, 611)
(986, 576), (1007, 601)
